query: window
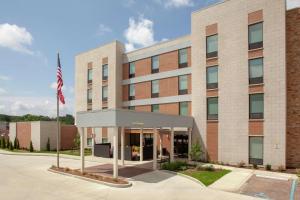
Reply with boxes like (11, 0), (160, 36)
(102, 86), (108, 101)
(151, 104), (159, 113)
(206, 66), (218, 89)
(129, 62), (135, 78)
(179, 102), (189, 116)
(87, 138), (92, 147)
(206, 34), (218, 58)
(88, 69), (92, 83)
(249, 22), (263, 50)
(249, 93), (264, 119)
(151, 56), (159, 73)
(102, 64), (108, 80)
(102, 138), (108, 143)
(129, 84), (135, 100)
(249, 58), (263, 84)
(179, 48), (188, 68)
(179, 75), (188, 95)
(151, 80), (159, 98)
(87, 89), (92, 103)
(249, 136), (263, 165)
(207, 97), (218, 120)
(128, 106), (135, 110)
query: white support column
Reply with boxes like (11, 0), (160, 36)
(188, 128), (192, 161)
(153, 128), (158, 170)
(170, 127), (174, 162)
(79, 127), (85, 173)
(140, 128), (143, 162)
(92, 128), (96, 157)
(121, 127), (125, 166)
(113, 128), (119, 179)
(159, 132), (163, 159)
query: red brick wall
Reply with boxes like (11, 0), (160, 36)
(16, 122), (31, 149)
(135, 81), (151, 100)
(160, 77), (178, 97)
(286, 8), (300, 168)
(206, 121), (218, 161)
(159, 50), (179, 72)
(135, 105), (151, 112)
(135, 58), (151, 77)
(60, 125), (77, 150)
(160, 103), (179, 115)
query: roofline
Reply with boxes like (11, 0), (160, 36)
(192, 0), (227, 15)
(75, 40), (123, 57)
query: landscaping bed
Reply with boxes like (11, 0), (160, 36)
(1, 148), (92, 156)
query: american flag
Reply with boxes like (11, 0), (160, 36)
(57, 53), (65, 104)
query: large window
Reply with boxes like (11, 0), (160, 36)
(206, 34), (218, 58)
(151, 80), (159, 98)
(87, 138), (92, 147)
(88, 69), (92, 83)
(102, 64), (108, 80)
(179, 102), (188, 116)
(87, 89), (92, 103)
(129, 84), (135, 100)
(249, 22), (263, 50)
(128, 106), (135, 110)
(179, 75), (188, 95)
(129, 62), (135, 78)
(151, 104), (159, 113)
(151, 56), (159, 73)
(206, 66), (218, 89)
(207, 97), (218, 120)
(179, 48), (188, 68)
(249, 58), (263, 85)
(102, 86), (108, 101)
(249, 136), (263, 165)
(249, 93), (264, 119)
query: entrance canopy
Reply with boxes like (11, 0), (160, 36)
(76, 109), (194, 128)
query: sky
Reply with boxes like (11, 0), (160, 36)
(0, 0), (299, 117)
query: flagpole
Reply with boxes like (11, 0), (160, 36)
(56, 53), (60, 168)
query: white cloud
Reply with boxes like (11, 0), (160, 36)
(97, 24), (112, 36)
(155, 0), (194, 8)
(0, 75), (11, 81)
(0, 23), (34, 54)
(124, 16), (156, 51)
(287, 0), (300, 9)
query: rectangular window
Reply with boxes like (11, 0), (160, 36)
(151, 104), (159, 113)
(87, 89), (92, 103)
(128, 106), (135, 110)
(179, 48), (188, 68)
(151, 80), (159, 98)
(206, 66), (218, 89)
(102, 86), (108, 101)
(207, 97), (218, 120)
(102, 64), (108, 80)
(179, 75), (188, 95)
(249, 136), (263, 165)
(206, 34), (218, 58)
(249, 93), (264, 119)
(129, 84), (135, 100)
(129, 62), (135, 78)
(87, 138), (92, 147)
(249, 58), (263, 84)
(151, 56), (159, 73)
(249, 22), (263, 50)
(88, 69), (92, 83)
(179, 102), (189, 116)
(102, 138), (108, 143)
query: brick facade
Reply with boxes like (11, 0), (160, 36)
(61, 125), (78, 150)
(16, 122), (31, 149)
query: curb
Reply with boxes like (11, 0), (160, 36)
(160, 170), (205, 187)
(48, 169), (132, 188)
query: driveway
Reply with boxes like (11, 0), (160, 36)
(0, 154), (260, 200)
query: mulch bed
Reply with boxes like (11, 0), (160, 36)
(50, 166), (128, 185)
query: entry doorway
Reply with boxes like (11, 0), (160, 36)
(174, 133), (188, 158)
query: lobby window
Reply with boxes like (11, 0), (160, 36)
(87, 138), (92, 147)
(178, 48), (188, 68)
(102, 64), (108, 81)
(206, 34), (218, 58)
(87, 69), (92, 83)
(207, 97), (218, 120)
(249, 136), (263, 165)
(129, 84), (135, 100)
(249, 22), (263, 50)
(249, 93), (264, 119)
(151, 56), (159, 73)
(249, 58), (263, 85)
(179, 75), (188, 95)
(102, 86), (108, 101)
(87, 89), (92, 103)
(206, 66), (218, 89)
(102, 138), (108, 143)
(128, 106), (135, 110)
(129, 62), (135, 78)
(151, 80), (159, 98)
(151, 104), (159, 113)
(179, 102), (189, 116)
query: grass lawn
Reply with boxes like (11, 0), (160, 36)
(181, 169), (231, 186)
(2, 148), (92, 156)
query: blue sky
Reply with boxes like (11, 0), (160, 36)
(0, 0), (298, 117)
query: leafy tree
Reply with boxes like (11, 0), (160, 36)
(1, 137), (5, 149)
(46, 137), (50, 151)
(29, 141), (34, 152)
(73, 133), (80, 150)
(189, 142), (203, 162)
(14, 137), (17, 149)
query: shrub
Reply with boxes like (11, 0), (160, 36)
(161, 161), (187, 171)
(265, 164), (272, 171)
(238, 161), (245, 168)
(73, 133), (80, 150)
(253, 163), (258, 169)
(46, 138), (50, 151)
(10, 141), (14, 151)
(277, 165), (285, 172)
(189, 142), (202, 162)
(16, 138), (19, 149)
(29, 141), (34, 152)
(13, 138), (17, 149)
(7, 140), (11, 149)
(197, 165), (215, 171)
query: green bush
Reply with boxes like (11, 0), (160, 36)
(9, 141), (14, 151)
(46, 138), (50, 151)
(1, 137), (5, 149)
(29, 141), (34, 152)
(253, 163), (258, 169)
(265, 164), (272, 171)
(16, 138), (19, 149)
(14, 138), (17, 149)
(196, 165), (215, 171)
(189, 142), (202, 162)
(161, 161), (187, 171)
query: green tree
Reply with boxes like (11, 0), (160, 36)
(46, 137), (50, 151)
(1, 137), (5, 149)
(29, 141), (34, 152)
(73, 133), (80, 150)
(9, 141), (14, 151)
(189, 142), (203, 162)
(14, 137), (17, 149)
(16, 138), (19, 149)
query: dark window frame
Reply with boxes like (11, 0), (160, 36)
(87, 69), (93, 83)
(249, 93), (264, 119)
(129, 62), (135, 78)
(128, 106), (135, 110)
(249, 136), (264, 165)
(151, 55), (159, 74)
(128, 84), (135, 100)
(151, 80), (159, 98)
(102, 86), (108, 101)
(179, 101), (189, 116)
(249, 58), (264, 85)
(178, 75), (188, 95)
(206, 66), (218, 89)
(151, 104), (159, 112)
(87, 89), (92, 104)
(207, 97), (218, 120)
(206, 34), (218, 58)
(178, 48), (188, 68)
(102, 64), (108, 81)
(248, 22), (263, 50)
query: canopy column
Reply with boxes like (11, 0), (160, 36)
(188, 128), (192, 161)
(170, 127), (174, 162)
(92, 128), (96, 157)
(153, 128), (158, 170)
(79, 127), (85, 173)
(121, 127), (125, 166)
(140, 128), (143, 162)
(159, 131), (163, 159)
(113, 128), (119, 179)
